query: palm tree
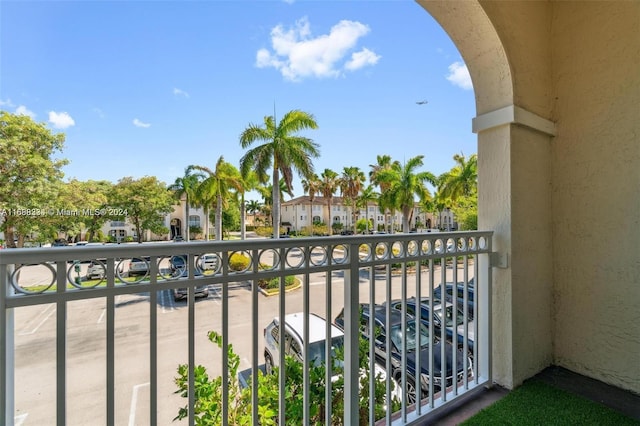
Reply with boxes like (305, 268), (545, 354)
(258, 178), (293, 232)
(438, 153), (478, 201)
(376, 155), (437, 233)
(369, 154), (401, 232)
(356, 185), (379, 233)
(239, 109), (319, 238)
(301, 173), (321, 225)
(238, 170), (261, 240)
(369, 154), (400, 193)
(168, 167), (203, 241)
(319, 168), (339, 235)
(339, 166), (366, 232)
(246, 199), (263, 227)
(189, 156), (243, 241)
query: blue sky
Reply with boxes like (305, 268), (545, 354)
(0, 0), (476, 200)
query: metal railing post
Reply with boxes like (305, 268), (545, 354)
(343, 242), (359, 426)
(1, 263), (15, 426)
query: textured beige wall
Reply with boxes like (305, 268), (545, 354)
(422, 0), (639, 393)
(550, 2), (640, 393)
(422, 0), (556, 389)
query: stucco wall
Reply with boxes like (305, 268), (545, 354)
(551, 2), (640, 393)
(422, 0), (639, 393)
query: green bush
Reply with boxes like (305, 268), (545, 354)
(259, 275), (296, 290)
(229, 253), (250, 271)
(175, 330), (400, 425)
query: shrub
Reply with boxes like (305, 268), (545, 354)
(259, 275), (296, 290)
(175, 330), (400, 425)
(229, 253), (250, 271)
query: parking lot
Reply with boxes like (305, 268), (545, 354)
(12, 264), (467, 425)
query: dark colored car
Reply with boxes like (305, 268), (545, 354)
(433, 278), (475, 320)
(52, 238), (68, 247)
(335, 304), (470, 404)
(386, 298), (474, 358)
(170, 255), (209, 301)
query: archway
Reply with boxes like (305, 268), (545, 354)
(417, 0), (557, 390)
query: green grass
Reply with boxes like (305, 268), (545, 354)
(462, 379), (639, 426)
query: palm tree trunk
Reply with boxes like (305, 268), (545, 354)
(272, 171), (280, 238)
(215, 194), (223, 240)
(240, 193), (246, 240)
(185, 198), (190, 242)
(327, 198), (333, 236)
(204, 206), (210, 240)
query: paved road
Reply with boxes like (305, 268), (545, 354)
(12, 264), (469, 425)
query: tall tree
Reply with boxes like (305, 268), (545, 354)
(356, 185), (379, 234)
(239, 109), (319, 238)
(438, 153), (478, 202)
(376, 155), (437, 233)
(301, 173), (321, 224)
(319, 168), (339, 235)
(190, 157), (243, 241)
(57, 179), (113, 242)
(438, 153), (478, 231)
(0, 111), (68, 247)
(110, 176), (174, 243)
(245, 199), (263, 227)
(339, 166), (366, 231)
(238, 170), (261, 240)
(369, 154), (399, 194)
(168, 167), (203, 241)
(369, 155), (400, 233)
(258, 178), (293, 232)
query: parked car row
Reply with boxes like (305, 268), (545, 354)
(263, 301), (474, 405)
(433, 278), (475, 320)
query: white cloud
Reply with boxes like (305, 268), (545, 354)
(345, 48), (381, 71)
(16, 105), (36, 119)
(48, 111), (75, 128)
(173, 88), (190, 98)
(92, 107), (105, 118)
(133, 118), (151, 128)
(446, 61), (473, 90)
(282, 0), (295, 4)
(256, 17), (380, 81)
(0, 99), (15, 108)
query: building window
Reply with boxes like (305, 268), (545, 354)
(301, 205), (306, 211)
(111, 221), (125, 227)
(188, 215), (200, 228)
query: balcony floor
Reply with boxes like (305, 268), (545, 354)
(430, 366), (640, 425)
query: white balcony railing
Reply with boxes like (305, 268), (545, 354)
(1, 231), (492, 425)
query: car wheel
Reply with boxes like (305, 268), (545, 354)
(394, 373), (417, 405)
(265, 353), (274, 375)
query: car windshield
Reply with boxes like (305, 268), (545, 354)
(389, 320), (431, 352)
(435, 305), (465, 327)
(307, 335), (344, 368)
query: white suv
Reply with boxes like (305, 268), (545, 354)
(263, 312), (344, 375)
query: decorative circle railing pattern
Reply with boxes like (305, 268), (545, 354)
(2, 232), (492, 296)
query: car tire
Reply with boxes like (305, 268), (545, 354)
(394, 372), (418, 405)
(265, 353), (274, 375)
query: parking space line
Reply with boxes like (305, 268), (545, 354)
(97, 296), (120, 323)
(128, 382), (149, 426)
(19, 304), (55, 335)
(161, 289), (175, 313)
(211, 287), (221, 305)
(15, 413), (28, 425)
